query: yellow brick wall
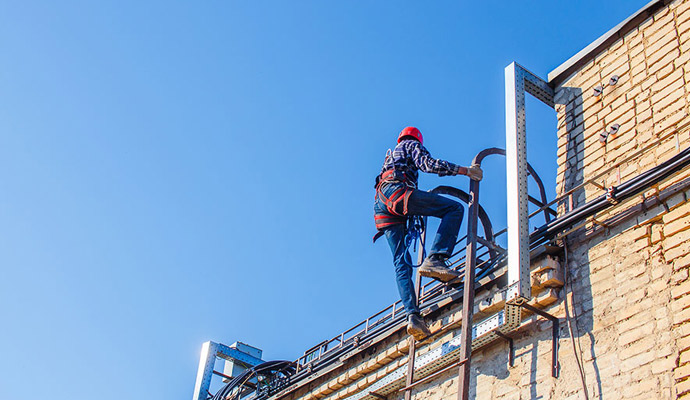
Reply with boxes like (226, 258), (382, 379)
(556, 0), (690, 205)
(410, 2), (690, 397)
(279, 2), (690, 400)
(551, 0), (690, 398)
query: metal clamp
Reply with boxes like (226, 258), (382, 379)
(599, 123), (620, 143)
(606, 186), (620, 205)
(593, 75), (619, 97)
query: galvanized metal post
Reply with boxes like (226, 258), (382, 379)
(404, 218), (426, 400)
(193, 341), (218, 400)
(505, 62), (531, 302)
(505, 62), (554, 302)
(457, 176), (480, 400)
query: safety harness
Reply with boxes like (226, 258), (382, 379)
(373, 169), (415, 242)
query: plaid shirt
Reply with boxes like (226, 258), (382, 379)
(379, 139), (459, 188)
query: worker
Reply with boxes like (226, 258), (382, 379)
(374, 126), (482, 340)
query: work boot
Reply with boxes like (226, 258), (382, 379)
(419, 255), (462, 282)
(407, 313), (431, 341)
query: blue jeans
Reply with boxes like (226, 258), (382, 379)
(375, 182), (464, 315)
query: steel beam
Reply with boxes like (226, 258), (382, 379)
(193, 342), (217, 400)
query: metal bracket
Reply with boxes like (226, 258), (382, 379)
(494, 332), (515, 368)
(593, 75), (620, 97)
(521, 303), (560, 378)
(606, 186), (620, 205)
(599, 123), (621, 143)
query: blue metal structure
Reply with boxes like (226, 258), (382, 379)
(192, 341), (264, 400)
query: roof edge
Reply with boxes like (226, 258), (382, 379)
(548, 0), (671, 87)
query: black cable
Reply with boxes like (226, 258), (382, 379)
(212, 361), (296, 400)
(532, 146), (690, 243)
(563, 239), (590, 400)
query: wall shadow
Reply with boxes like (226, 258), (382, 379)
(556, 86), (601, 399)
(477, 86), (603, 399)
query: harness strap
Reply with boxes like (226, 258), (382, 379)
(373, 169), (415, 243)
(375, 214), (406, 226)
(377, 186), (413, 215)
(373, 215), (407, 242)
(376, 169), (413, 216)
(380, 169), (399, 181)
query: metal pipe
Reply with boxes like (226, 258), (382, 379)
(212, 370), (234, 381)
(538, 121), (690, 212)
(430, 186), (495, 243)
(528, 195), (557, 217)
(494, 332), (514, 367)
(532, 146), (690, 242)
(527, 163), (553, 222)
(471, 147), (554, 224)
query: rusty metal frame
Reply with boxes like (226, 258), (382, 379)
(403, 218), (427, 400)
(456, 148), (486, 400)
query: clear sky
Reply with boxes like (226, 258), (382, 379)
(0, 1), (650, 399)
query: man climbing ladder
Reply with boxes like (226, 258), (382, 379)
(374, 126), (482, 340)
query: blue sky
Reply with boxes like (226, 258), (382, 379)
(0, 1), (649, 399)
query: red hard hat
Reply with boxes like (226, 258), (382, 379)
(397, 126), (423, 145)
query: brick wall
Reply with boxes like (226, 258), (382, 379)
(277, 1), (690, 399)
(553, 1), (690, 398)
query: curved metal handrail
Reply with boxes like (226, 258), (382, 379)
(429, 186), (495, 241)
(429, 185), (497, 261)
(473, 147), (553, 223)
